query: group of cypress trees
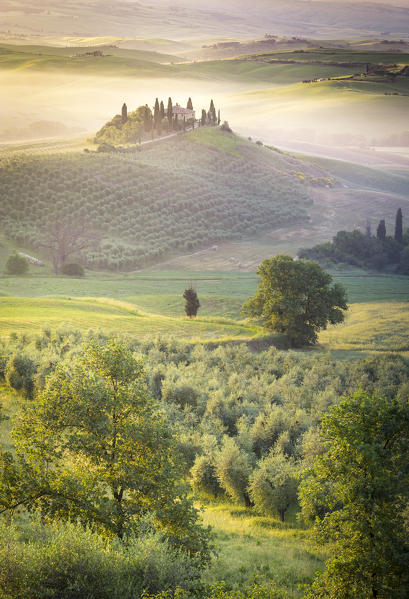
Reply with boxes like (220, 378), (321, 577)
(122, 98), (220, 137)
(374, 207), (403, 242)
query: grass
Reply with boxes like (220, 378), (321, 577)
(0, 269), (407, 352)
(294, 154), (409, 196)
(0, 296), (263, 340)
(201, 503), (327, 597)
(319, 301), (409, 353)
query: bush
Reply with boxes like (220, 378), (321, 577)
(0, 518), (203, 599)
(62, 262), (85, 277)
(5, 353), (36, 399)
(6, 254), (29, 275)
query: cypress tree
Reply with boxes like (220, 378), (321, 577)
(121, 103), (128, 123)
(167, 97), (173, 129)
(153, 98), (160, 130)
(217, 109), (221, 125)
(395, 208), (403, 243)
(159, 100), (165, 121)
(187, 97), (193, 110)
(209, 99), (216, 123)
(376, 219), (386, 241)
(201, 109), (207, 126)
(183, 287), (200, 318)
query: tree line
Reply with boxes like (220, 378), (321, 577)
(300, 208), (409, 273)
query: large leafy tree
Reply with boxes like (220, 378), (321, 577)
(299, 391), (409, 598)
(242, 255), (347, 347)
(0, 341), (211, 563)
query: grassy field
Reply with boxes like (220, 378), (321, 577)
(0, 269), (407, 353)
(201, 503), (327, 597)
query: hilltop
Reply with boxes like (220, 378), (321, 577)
(0, 127), (330, 271)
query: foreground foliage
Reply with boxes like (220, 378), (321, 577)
(0, 518), (203, 599)
(0, 340), (211, 563)
(300, 391), (409, 598)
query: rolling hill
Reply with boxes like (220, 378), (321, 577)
(0, 127), (324, 270)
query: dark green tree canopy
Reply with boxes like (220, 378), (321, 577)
(242, 255), (347, 346)
(6, 254), (29, 275)
(300, 390), (409, 598)
(377, 219), (386, 240)
(395, 208), (403, 243)
(183, 287), (200, 318)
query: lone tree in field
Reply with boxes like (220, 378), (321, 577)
(39, 219), (98, 274)
(300, 390), (409, 598)
(242, 255), (347, 347)
(376, 219), (386, 240)
(395, 208), (403, 243)
(183, 287), (200, 318)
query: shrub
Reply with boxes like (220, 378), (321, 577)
(62, 262), (85, 277)
(5, 353), (36, 399)
(0, 518), (202, 599)
(6, 254), (29, 275)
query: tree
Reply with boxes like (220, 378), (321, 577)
(215, 438), (254, 507)
(121, 102), (127, 123)
(154, 97), (160, 131)
(183, 287), (200, 318)
(395, 208), (403, 243)
(217, 109), (221, 125)
(249, 451), (298, 522)
(167, 97), (173, 129)
(38, 220), (98, 274)
(159, 100), (165, 121)
(299, 390), (409, 598)
(376, 219), (386, 240)
(187, 97), (193, 110)
(6, 254), (29, 275)
(242, 255), (348, 347)
(209, 100), (216, 123)
(143, 104), (152, 132)
(0, 341), (211, 563)
(201, 109), (207, 126)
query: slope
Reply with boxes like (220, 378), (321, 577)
(0, 128), (319, 270)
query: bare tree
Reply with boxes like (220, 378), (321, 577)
(38, 220), (99, 274)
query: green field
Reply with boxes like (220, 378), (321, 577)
(201, 503), (327, 596)
(0, 269), (407, 354)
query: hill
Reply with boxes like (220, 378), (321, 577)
(1, 0), (408, 39)
(0, 128), (322, 270)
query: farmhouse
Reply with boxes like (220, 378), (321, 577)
(165, 104), (196, 122)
